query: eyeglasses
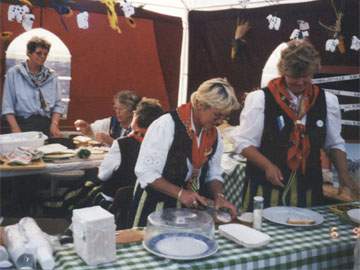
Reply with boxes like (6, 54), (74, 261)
(34, 50), (49, 58)
(113, 105), (129, 113)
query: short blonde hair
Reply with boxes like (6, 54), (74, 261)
(190, 78), (240, 114)
(278, 40), (320, 77)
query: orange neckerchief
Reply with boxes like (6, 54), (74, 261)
(267, 77), (319, 173)
(177, 103), (217, 169)
(128, 128), (147, 143)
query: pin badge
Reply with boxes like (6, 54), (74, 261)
(316, 120), (324, 127)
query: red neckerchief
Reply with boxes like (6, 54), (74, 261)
(176, 103), (217, 169)
(267, 77), (319, 173)
(128, 128), (147, 142)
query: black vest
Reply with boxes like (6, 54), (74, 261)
(247, 88), (327, 191)
(102, 137), (140, 198)
(144, 111), (218, 201)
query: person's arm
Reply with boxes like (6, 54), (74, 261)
(242, 146), (284, 187)
(207, 180), (237, 218)
(5, 114), (21, 133)
(328, 149), (359, 198)
(74, 119), (94, 137)
(230, 90), (284, 187)
(98, 140), (121, 181)
(324, 92), (359, 198)
(2, 68), (20, 132)
(50, 112), (62, 137)
(95, 132), (114, 145)
(150, 178), (208, 208)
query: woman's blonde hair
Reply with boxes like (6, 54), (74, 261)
(278, 40), (320, 77)
(190, 78), (240, 114)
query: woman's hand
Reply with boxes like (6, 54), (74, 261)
(338, 174), (360, 199)
(50, 123), (62, 138)
(95, 132), (114, 145)
(74, 119), (90, 134)
(179, 189), (208, 208)
(214, 193), (237, 219)
(264, 163), (284, 187)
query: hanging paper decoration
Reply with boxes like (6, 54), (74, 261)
(121, 0), (136, 28)
(319, 0), (345, 54)
(231, 18), (250, 60)
(22, 13), (35, 31)
(101, 0), (122, 33)
(289, 20), (310, 40)
(77, 11), (89, 29)
(325, 38), (339, 52)
(8, 5), (29, 23)
(8, 5), (35, 31)
(121, 1), (135, 18)
(266, 14), (281, 31)
(350, 36), (360, 51)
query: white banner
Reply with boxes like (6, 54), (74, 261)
(312, 74), (360, 84)
(340, 104), (360, 112)
(341, 120), (360, 126)
(324, 88), (360, 97)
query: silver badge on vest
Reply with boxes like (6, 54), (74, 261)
(316, 120), (324, 127)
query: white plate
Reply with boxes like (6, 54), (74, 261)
(143, 232), (218, 260)
(263, 206), (324, 227)
(43, 152), (76, 160)
(347, 208), (360, 224)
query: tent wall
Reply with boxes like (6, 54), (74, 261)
(0, 2), (182, 129)
(188, 0), (359, 126)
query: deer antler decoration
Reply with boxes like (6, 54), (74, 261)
(319, 0), (345, 53)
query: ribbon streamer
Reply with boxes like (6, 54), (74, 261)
(312, 74), (360, 84)
(341, 120), (360, 126)
(324, 88), (360, 98)
(340, 104), (360, 112)
(101, 0), (122, 33)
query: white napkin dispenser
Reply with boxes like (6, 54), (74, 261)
(72, 206), (116, 265)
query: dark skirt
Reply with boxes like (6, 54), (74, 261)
(128, 184), (180, 227)
(242, 172), (324, 211)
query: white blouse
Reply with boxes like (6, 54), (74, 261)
(135, 113), (224, 189)
(97, 140), (122, 181)
(230, 89), (346, 154)
(90, 117), (129, 138)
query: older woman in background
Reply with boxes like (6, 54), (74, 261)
(129, 78), (240, 227)
(231, 40), (359, 211)
(2, 36), (64, 137)
(74, 90), (140, 145)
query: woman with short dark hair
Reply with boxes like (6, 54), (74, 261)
(2, 36), (64, 136)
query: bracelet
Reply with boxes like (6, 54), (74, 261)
(177, 188), (184, 201)
(51, 122), (59, 126)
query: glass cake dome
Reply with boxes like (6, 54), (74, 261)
(143, 208), (218, 260)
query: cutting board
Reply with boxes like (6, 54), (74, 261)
(0, 160), (46, 171)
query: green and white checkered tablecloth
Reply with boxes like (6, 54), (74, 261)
(223, 162), (246, 211)
(54, 204), (358, 270)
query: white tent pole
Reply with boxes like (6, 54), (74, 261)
(177, 10), (189, 106)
